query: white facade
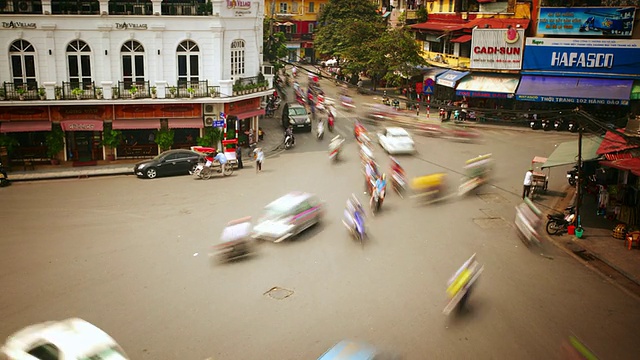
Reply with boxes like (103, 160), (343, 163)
(0, 0), (267, 97)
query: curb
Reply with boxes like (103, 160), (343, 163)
(9, 168), (134, 182)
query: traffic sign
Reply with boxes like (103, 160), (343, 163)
(213, 120), (225, 128)
(423, 86), (434, 94)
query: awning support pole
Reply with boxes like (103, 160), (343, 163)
(576, 126), (583, 226)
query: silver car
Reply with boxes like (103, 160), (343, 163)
(253, 192), (324, 242)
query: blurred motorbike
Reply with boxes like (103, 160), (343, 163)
(317, 120), (324, 140)
(546, 206), (576, 235)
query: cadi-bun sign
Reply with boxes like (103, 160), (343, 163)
(470, 28), (525, 70)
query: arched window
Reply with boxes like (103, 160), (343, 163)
(230, 39), (245, 76)
(121, 40), (145, 85)
(66, 40), (92, 88)
(9, 40), (36, 89)
(177, 40), (199, 84)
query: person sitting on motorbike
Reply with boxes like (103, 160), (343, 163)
(390, 157), (405, 178)
(329, 135), (344, 153)
(364, 160), (379, 193)
(370, 173), (387, 207)
(292, 65), (298, 78)
(317, 119), (324, 135)
(285, 126), (295, 145)
(345, 194), (366, 232)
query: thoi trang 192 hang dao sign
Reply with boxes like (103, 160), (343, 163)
(537, 7), (636, 37)
(470, 28), (525, 70)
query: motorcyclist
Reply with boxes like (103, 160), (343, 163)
(292, 65), (298, 78)
(364, 160), (379, 193)
(317, 119), (324, 138)
(371, 173), (387, 208)
(284, 125), (295, 145)
(390, 157), (405, 178)
(345, 194), (366, 234)
(329, 135), (344, 155)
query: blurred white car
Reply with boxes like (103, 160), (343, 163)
(377, 127), (416, 154)
(1, 318), (129, 360)
(252, 192), (324, 243)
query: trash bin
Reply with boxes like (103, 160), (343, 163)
(567, 225), (576, 235)
(575, 227), (584, 238)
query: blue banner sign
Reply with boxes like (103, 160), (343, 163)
(213, 120), (225, 127)
(522, 38), (640, 77)
(515, 95), (629, 106)
(538, 7), (636, 36)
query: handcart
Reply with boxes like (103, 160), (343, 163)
(530, 156), (549, 199)
(210, 217), (255, 262)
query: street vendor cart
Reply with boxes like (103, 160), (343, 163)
(410, 172), (448, 203)
(530, 156), (549, 199)
(210, 217), (255, 262)
(459, 154), (493, 196)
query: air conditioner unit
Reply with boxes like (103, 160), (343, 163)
(204, 104), (215, 115)
(16, 1), (32, 13)
(204, 116), (215, 127)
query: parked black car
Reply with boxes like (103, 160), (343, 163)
(134, 149), (202, 179)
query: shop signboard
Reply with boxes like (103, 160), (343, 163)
(470, 28), (525, 70)
(213, 120), (225, 127)
(537, 7), (636, 37)
(515, 94), (628, 106)
(114, 104), (201, 119)
(60, 120), (104, 131)
(522, 38), (640, 78)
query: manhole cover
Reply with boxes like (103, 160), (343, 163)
(477, 193), (509, 204)
(479, 208), (500, 218)
(264, 287), (294, 300)
(473, 218), (509, 229)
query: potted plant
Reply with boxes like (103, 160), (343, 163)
(38, 87), (46, 100)
(0, 134), (19, 156)
(187, 87), (196, 99)
(129, 85), (138, 99)
(71, 87), (83, 100)
(16, 87), (26, 101)
(209, 87), (218, 98)
(45, 125), (65, 165)
(55, 87), (62, 100)
(154, 128), (175, 152)
(150, 86), (157, 99)
(0, 88), (5, 101)
(95, 88), (103, 99)
(169, 86), (177, 98)
(197, 127), (223, 149)
(101, 127), (123, 161)
(112, 87), (119, 99)
(257, 72), (266, 91)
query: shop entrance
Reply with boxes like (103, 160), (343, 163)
(66, 131), (102, 163)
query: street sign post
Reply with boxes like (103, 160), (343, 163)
(213, 120), (225, 128)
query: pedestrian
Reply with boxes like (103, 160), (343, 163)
(415, 102), (420, 116)
(255, 148), (264, 173)
(235, 145), (243, 169)
(523, 168), (533, 199)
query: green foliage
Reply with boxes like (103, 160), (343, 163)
(45, 125), (65, 159)
(71, 88), (83, 96)
(0, 134), (19, 154)
(101, 127), (123, 148)
(263, 18), (288, 72)
(154, 129), (175, 151)
(197, 127), (223, 148)
(416, 7), (428, 23)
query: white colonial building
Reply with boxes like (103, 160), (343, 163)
(0, 0), (272, 164)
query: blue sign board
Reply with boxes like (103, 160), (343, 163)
(538, 7), (636, 37)
(522, 37), (640, 78)
(213, 120), (225, 127)
(515, 95), (629, 106)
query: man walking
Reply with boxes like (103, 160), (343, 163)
(255, 148), (264, 173)
(523, 168), (533, 199)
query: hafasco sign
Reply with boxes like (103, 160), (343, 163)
(537, 7), (636, 37)
(115, 22), (148, 30)
(2, 21), (36, 29)
(523, 38), (640, 77)
(470, 28), (525, 70)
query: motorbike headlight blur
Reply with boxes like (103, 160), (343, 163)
(305, 117), (311, 124)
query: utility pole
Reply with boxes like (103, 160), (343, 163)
(576, 126), (583, 226)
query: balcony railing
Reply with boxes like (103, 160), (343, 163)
(62, 81), (96, 100)
(118, 81), (151, 99)
(109, 0), (153, 15)
(208, 86), (221, 97)
(233, 77), (269, 94)
(2, 82), (40, 100)
(161, 0), (210, 16)
(51, 1), (100, 15)
(166, 80), (209, 98)
(0, 0), (43, 14)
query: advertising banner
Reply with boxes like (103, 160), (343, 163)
(537, 7), (636, 37)
(522, 38), (640, 78)
(470, 28), (525, 70)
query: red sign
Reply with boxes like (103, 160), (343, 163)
(60, 119), (104, 131)
(0, 106), (49, 121)
(225, 98), (261, 115)
(50, 106), (111, 121)
(114, 104), (201, 119)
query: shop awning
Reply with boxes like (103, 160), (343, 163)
(112, 119), (160, 130)
(410, 20), (466, 32)
(597, 129), (640, 155)
(516, 76), (633, 105)
(436, 70), (469, 88)
(60, 120), (103, 132)
(451, 35), (472, 43)
(455, 74), (520, 98)
(600, 158), (640, 177)
(168, 118), (203, 129)
(605, 152), (634, 161)
(631, 81), (640, 101)
(229, 108), (265, 120)
(0, 121), (51, 133)
(541, 136), (603, 169)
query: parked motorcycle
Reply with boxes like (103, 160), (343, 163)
(0, 161), (10, 187)
(546, 206), (576, 235)
(382, 96), (390, 106)
(567, 166), (578, 187)
(542, 118), (552, 131)
(553, 119), (565, 131)
(440, 108), (446, 120)
(567, 119), (578, 133)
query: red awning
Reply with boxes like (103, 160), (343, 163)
(60, 120), (103, 132)
(168, 118), (203, 129)
(451, 35), (472, 43)
(229, 108), (265, 120)
(0, 121), (51, 133)
(410, 21), (466, 32)
(600, 158), (640, 176)
(597, 129), (640, 155)
(463, 18), (530, 30)
(605, 152), (634, 161)
(112, 119), (160, 130)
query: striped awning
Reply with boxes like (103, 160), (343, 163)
(605, 153), (634, 161)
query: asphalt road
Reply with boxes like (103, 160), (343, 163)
(2, 81), (639, 360)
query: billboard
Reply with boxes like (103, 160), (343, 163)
(537, 7), (636, 36)
(522, 38), (640, 78)
(470, 28), (525, 70)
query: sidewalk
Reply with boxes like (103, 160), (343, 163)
(549, 187), (640, 287)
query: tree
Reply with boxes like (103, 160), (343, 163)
(263, 18), (288, 72)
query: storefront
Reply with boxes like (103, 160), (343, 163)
(455, 73), (521, 108)
(435, 70), (469, 102)
(224, 98), (265, 146)
(0, 106), (51, 160)
(50, 106), (111, 163)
